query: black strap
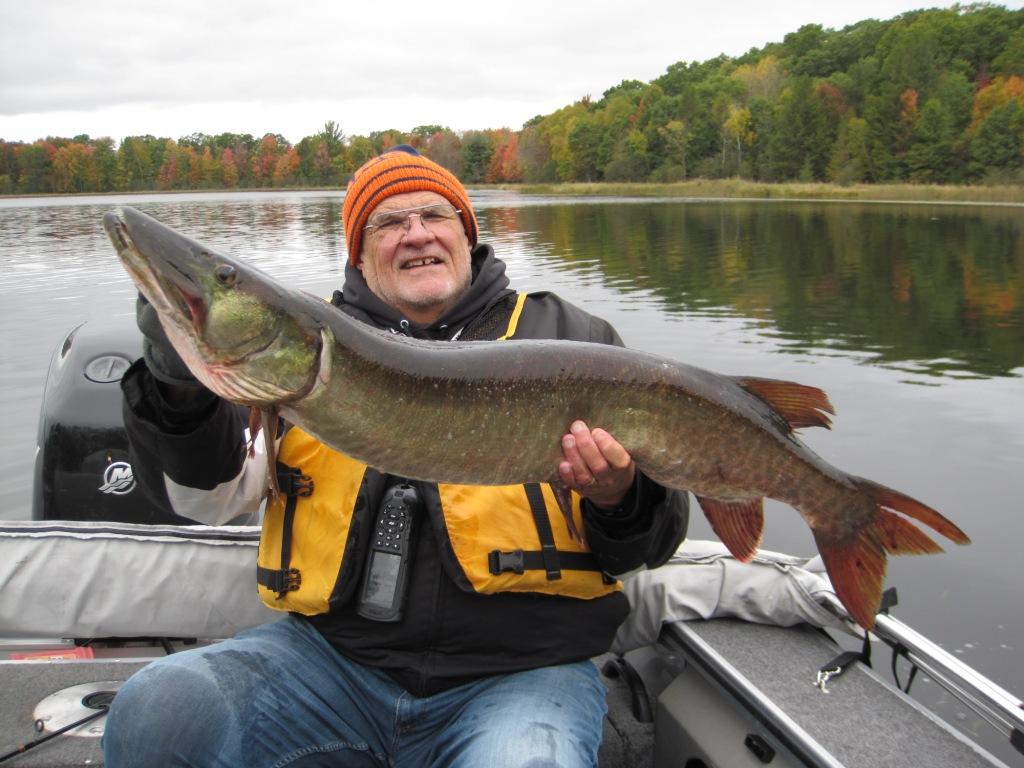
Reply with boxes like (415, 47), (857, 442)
(488, 549), (603, 575)
(816, 589), (899, 692)
(523, 483), (561, 580)
(256, 464), (313, 598)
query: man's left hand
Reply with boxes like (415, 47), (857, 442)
(558, 420), (636, 510)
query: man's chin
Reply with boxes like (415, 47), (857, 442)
(395, 289), (455, 322)
(400, 277), (466, 304)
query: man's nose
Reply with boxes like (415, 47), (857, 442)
(403, 214), (435, 241)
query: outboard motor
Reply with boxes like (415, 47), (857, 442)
(32, 319), (181, 524)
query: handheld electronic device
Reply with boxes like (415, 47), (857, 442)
(356, 483), (420, 622)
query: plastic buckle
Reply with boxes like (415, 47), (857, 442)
(272, 568), (302, 596)
(278, 471), (314, 498)
(488, 550), (525, 575)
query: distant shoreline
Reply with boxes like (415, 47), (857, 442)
(3, 180), (1023, 206)
(505, 179), (1024, 205)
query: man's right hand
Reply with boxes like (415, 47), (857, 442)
(136, 293), (209, 406)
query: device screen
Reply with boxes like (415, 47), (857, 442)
(362, 552), (401, 607)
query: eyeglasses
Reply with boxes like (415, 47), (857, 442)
(364, 203), (462, 236)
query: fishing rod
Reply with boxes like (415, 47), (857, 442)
(0, 704), (109, 764)
(0, 689), (117, 764)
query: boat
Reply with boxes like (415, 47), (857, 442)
(1, 320), (1021, 767)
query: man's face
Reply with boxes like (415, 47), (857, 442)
(357, 190), (473, 325)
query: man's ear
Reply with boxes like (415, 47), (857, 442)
(355, 258), (364, 271)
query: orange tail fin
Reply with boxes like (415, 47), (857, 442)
(855, 477), (970, 546)
(814, 479), (970, 629)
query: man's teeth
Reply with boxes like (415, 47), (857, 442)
(403, 258), (441, 269)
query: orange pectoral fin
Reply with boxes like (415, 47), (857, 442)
(696, 496), (764, 562)
(247, 407), (262, 458)
(551, 482), (585, 546)
(261, 407), (281, 499)
(248, 406), (281, 500)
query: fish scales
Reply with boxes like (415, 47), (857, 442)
(288, 327), (681, 484)
(104, 206), (970, 629)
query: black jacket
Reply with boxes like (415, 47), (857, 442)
(121, 244), (689, 696)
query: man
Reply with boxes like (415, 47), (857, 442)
(104, 146), (689, 767)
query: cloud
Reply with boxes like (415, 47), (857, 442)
(3, 0), (1022, 143)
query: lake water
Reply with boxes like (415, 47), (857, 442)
(1, 190), (1021, 761)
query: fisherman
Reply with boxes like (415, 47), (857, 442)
(103, 145), (690, 767)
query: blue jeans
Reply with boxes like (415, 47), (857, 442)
(103, 615), (607, 767)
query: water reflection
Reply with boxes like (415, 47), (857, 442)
(488, 202), (1023, 379)
(1, 192), (1022, 762)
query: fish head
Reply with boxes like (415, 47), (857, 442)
(104, 206), (321, 407)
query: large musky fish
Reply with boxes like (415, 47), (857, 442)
(104, 206), (969, 629)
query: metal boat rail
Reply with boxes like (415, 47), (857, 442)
(823, 594), (1024, 757)
(873, 611), (1024, 755)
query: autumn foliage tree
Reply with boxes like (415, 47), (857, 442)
(2, 5), (1022, 195)
(273, 148), (301, 186)
(485, 130), (522, 182)
(252, 135), (281, 185)
(220, 148), (239, 188)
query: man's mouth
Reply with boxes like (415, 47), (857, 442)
(401, 257), (443, 270)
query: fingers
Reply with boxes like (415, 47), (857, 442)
(558, 420), (636, 508)
(592, 427), (633, 471)
(560, 421), (603, 486)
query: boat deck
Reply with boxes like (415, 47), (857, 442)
(651, 618), (1010, 768)
(0, 621), (1012, 767)
(0, 658), (146, 767)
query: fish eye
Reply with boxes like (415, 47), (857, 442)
(214, 264), (237, 286)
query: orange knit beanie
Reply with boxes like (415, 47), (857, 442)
(341, 145), (478, 265)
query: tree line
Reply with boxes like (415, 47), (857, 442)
(2, 3), (1022, 195)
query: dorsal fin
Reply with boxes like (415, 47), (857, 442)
(735, 376), (835, 431)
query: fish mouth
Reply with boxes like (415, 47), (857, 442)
(104, 208), (280, 362)
(105, 210), (209, 332)
(161, 273), (209, 333)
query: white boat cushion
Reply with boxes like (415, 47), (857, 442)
(612, 540), (851, 654)
(0, 522), (846, 645)
(0, 520), (278, 639)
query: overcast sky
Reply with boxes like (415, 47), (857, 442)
(3, 0), (1022, 145)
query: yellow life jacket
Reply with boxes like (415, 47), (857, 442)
(255, 294), (621, 615)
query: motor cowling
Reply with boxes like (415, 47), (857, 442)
(32, 319), (182, 524)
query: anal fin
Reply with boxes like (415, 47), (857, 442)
(696, 496), (764, 562)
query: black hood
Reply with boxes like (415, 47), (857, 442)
(335, 244), (514, 339)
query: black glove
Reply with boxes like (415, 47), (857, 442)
(136, 293), (200, 388)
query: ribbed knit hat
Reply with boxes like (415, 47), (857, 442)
(342, 145), (478, 265)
